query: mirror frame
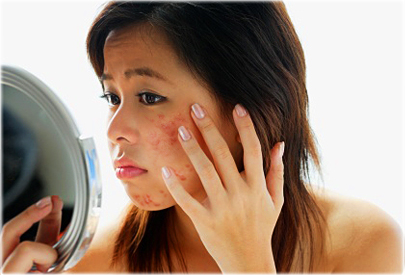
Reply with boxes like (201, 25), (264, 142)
(1, 65), (102, 272)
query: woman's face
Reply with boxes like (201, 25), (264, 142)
(102, 24), (243, 210)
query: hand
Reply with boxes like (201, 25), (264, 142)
(161, 103), (284, 273)
(1, 195), (63, 273)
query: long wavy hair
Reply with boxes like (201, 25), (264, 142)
(86, 1), (328, 272)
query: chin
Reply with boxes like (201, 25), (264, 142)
(131, 200), (174, 211)
(127, 191), (175, 211)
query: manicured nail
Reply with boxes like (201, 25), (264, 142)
(162, 166), (171, 179)
(235, 104), (247, 117)
(279, 142), (285, 158)
(178, 126), (191, 141)
(192, 103), (205, 119)
(36, 196), (52, 208)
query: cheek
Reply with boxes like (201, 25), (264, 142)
(146, 112), (188, 158)
(145, 112), (206, 191)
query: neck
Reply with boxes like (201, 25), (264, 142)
(172, 205), (207, 253)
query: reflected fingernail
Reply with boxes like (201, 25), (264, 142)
(280, 142), (285, 158)
(36, 196), (52, 208)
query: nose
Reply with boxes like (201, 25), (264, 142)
(107, 103), (139, 145)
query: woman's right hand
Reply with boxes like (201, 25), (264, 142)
(1, 195), (63, 273)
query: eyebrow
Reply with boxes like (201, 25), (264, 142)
(99, 67), (170, 84)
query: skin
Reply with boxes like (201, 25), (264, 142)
(103, 23), (285, 272)
(103, 24), (245, 212)
(1, 21), (402, 274)
(1, 195), (63, 273)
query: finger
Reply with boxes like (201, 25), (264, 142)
(265, 142), (285, 208)
(35, 195), (64, 246)
(1, 241), (58, 273)
(233, 104), (265, 185)
(177, 125), (227, 202)
(1, 197), (53, 263)
(189, 103), (241, 191)
(162, 166), (207, 220)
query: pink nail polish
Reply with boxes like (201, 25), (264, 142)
(36, 197), (51, 208)
(178, 126), (191, 141)
(192, 103), (205, 119)
(235, 104), (247, 117)
(162, 166), (171, 179)
(279, 142), (285, 158)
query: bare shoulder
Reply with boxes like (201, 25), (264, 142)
(306, 184), (403, 273)
(65, 212), (127, 273)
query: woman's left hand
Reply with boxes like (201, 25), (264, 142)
(161, 103), (285, 273)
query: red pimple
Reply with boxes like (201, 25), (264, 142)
(172, 168), (187, 181)
(159, 190), (164, 194)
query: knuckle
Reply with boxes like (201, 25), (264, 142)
(200, 120), (216, 133)
(22, 206), (36, 220)
(17, 241), (34, 255)
(214, 146), (230, 160)
(186, 142), (201, 155)
(239, 117), (253, 128)
(250, 143), (263, 158)
(2, 222), (11, 236)
(201, 163), (217, 180)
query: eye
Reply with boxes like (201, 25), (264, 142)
(137, 92), (166, 105)
(99, 92), (120, 107)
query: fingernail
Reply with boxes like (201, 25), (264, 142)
(235, 104), (247, 117)
(279, 142), (285, 158)
(162, 166), (171, 179)
(36, 196), (52, 208)
(192, 103), (205, 119)
(178, 126), (191, 141)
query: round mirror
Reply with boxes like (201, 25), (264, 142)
(1, 65), (102, 272)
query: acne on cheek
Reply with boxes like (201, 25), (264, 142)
(146, 113), (187, 157)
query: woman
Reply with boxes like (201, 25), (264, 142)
(1, 2), (402, 273)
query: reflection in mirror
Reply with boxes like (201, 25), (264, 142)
(2, 83), (75, 244)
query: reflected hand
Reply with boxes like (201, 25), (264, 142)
(1, 195), (63, 273)
(161, 103), (284, 273)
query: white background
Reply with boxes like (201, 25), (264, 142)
(1, 1), (403, 234)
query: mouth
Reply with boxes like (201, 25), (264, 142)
(113, 157), (148, 179)
(115, 166), (147, 179)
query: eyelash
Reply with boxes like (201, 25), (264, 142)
(99, 91), (166, 106)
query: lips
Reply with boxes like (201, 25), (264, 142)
(115, 166), (147, 179)
(114, 157), (147, 179)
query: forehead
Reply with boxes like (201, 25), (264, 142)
(102, 24), (193, 84)
(103, 24), (179, 67)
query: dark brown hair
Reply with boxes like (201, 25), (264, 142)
(86, 1), (328, 272)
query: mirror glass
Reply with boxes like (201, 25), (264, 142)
(2, 83), (75, 243)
